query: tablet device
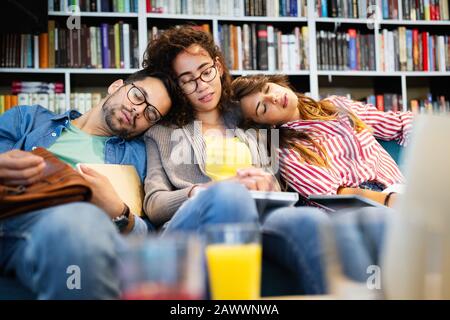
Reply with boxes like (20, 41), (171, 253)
(249, 190), (299, 213)
(307, 194), (386, 212)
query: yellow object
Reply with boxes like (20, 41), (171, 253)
(204, 135), (253, 181)
(206, 243), (262, 300)
(76, 163), (144, 216)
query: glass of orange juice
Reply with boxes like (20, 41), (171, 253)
(205, 223), (262, 300)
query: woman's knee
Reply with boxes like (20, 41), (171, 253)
(207, 181), (258, 222)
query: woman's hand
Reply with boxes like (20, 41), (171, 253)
(188, 167), (279, 198)
(234, 167), (279, 192)
(0, 150), (46, 186)
(78, 165), (125, 218)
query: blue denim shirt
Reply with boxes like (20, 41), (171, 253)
(0, 105), (150, 234)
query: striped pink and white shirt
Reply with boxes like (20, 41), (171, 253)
(279, 95), (414, 197)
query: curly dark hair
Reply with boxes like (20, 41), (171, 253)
(142, 25), (233, 127)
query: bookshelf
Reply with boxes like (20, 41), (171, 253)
(0, 0), (449, 115)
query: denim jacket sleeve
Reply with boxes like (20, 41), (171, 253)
(0, 106), (24, 153)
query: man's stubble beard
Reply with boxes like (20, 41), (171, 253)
(102, 94), (133, 140)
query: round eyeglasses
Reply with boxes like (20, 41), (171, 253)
(178, 63), (218, 95)
(127, 83), (162, 123)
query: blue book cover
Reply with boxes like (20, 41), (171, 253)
(27, 35), (33, 68)
(101, 0), (110, 12)
(429, 36), (433, 71)
(290, 0), (298, 16)
(348, 30), (357, 70)
(321, 0), (328, 17)
(280, 0), (287, 16)
(101, 23), (109, 68)
(406, 29), (413, 71)
(382, 0), (389, 19)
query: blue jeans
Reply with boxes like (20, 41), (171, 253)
(329, 207), (390, 282)
(163, 181), (330, 294)
(0, 202), (124, 299)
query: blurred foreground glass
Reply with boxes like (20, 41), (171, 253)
(205, 223), (262, 300)
(382, 115), (450, 299)
(119, 234), (204, 300)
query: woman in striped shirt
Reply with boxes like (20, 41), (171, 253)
(231, 75), (414, 207)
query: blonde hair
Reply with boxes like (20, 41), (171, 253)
(231, 74), (368, 167)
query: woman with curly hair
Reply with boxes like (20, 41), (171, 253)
(142, 26), (332, 295)
(231, 74), (414, 206)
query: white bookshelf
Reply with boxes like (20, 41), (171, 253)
(1, 0), (449, 112)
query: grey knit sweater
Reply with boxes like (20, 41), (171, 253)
(143, 120), (275, 227)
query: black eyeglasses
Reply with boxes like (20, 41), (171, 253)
(178, 63), (218, 95)
(126, 83), (162, 123)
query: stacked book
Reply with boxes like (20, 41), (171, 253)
(315, 0), (379, 18)
(219, 24), (309, 71)
(319, 93), (403, 112)
(147, 0), (306, 17)
(402, 0), (450, 20)
(148, 24), (211, 42)
(410, 95), (449, 114)
(1, 20), (139, 69)
(10, 81), (66, 114)
(317, 29), (376, 71)
(379, 27), (450, 72)
(0, 95), (18, 115)
(365, 93), (403, 112)
(0, 34), (35, 68)
(70, 92), (104, 114)
(49, 0), (139, 12)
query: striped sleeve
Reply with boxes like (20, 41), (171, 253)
(327, 95), (414, 146)
(279, 148), (341, 197)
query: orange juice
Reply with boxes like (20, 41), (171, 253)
(206, 243), (262, 300)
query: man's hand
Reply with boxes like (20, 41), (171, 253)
(0, 150), (46, 186)
(234, 167), (279, 192)
(78, 165), (125, 219)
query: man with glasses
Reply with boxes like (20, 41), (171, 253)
(0, 70), (174, 299)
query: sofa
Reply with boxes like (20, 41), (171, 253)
(0, 140), (403, 299)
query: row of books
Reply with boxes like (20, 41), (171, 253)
(317, 29), (376, 71)
(402, 0), (450, 20)
(0, 95), (18, 115)
(12, 81), (65, 94)
(49, 0), (139, 12)
(146, 0), (306, 17)
(218, 24), (309, 71)
(410, 95), (449, 114)
(316, 0), (450, 20)
(0, 92), (104, 116)
(365, 93), (403, 111)
(0, 21), (139, 69)
(379, 28), (450, 72)
(316, 0), (378, 18)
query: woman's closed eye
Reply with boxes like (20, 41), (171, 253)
(258, 85), (271, 116)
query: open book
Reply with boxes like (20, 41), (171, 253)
(76, 163), (144, 216)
